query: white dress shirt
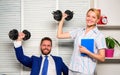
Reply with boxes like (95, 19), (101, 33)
(13, 41), (22, 48)
(39, 54), (57, 75)
(69, 26), (106, 74)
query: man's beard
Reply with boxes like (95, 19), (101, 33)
(41, 48), (51, 55)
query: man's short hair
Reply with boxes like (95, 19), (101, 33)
(40, 37), (52, 46)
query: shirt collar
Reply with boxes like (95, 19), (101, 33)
(82, 26), (99, 34)
(41, 54), (51, 58)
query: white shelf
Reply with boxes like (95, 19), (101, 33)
(97, 25), (120, 30)
(98, 57), (120, 63)
(105, 57), (120, 59)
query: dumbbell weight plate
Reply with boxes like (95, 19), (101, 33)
(22, 30), (31, 41)
(52, 10), (62, 21)
(8, 29), (18, 40)
(65, 10), (73, 21)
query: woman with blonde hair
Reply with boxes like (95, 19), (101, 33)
(57, 8), (106, 75)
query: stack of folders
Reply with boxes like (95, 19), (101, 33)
(81, 39), (94, 56)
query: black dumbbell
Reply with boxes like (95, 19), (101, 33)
(8, 29), (31, 41)
(64, 10), (74, 21)
(52, 10), (62, 21)
(52, 10), (74, 21)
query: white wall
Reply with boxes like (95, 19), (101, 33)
(97, 63), (120, 75)
(94, 0), (120, 25)
(0, 0), (21, 75)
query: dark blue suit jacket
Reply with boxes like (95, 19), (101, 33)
(14, 46), (68, 75)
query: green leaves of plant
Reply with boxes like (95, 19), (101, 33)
(105, 37), (120, 49)
(112, 38), (120, 47)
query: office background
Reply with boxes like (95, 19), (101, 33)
(0, 0), (120, 75)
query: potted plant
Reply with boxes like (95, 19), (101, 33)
(105, 36), (120, 57)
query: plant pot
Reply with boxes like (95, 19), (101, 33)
(105, 49), (114, 57)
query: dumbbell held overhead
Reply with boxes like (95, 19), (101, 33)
(8, 29), (31, 41)
(52, 10), (74, 21)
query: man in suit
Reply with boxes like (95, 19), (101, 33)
(13, 32), (68, 75)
